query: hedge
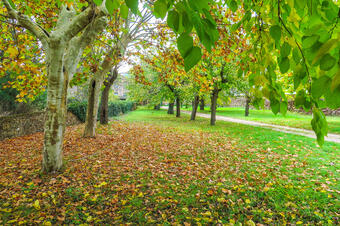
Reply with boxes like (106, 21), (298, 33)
(67, 100), (135, 122)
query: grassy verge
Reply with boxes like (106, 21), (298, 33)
(180, 106), (340, 134)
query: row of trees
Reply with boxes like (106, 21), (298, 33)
(1, 0), (339, 172)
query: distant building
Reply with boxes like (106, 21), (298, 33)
(113, 73), (129, 100)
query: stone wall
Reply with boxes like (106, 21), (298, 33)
(0, 111), (81, 141)
(228, 97), (247, 107)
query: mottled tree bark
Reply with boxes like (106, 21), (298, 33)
(210, 87), (219, 126)
(167, 102), (174, 114)
(245, 95), (250, 117)
(200, 98), (205, 110)
(176, 97), (181, 117)
(99, 69), (118, 124)
(190, 95), (200, 120)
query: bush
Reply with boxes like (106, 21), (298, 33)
(67, 100), (135, 122)
(67, 101), (87, 122)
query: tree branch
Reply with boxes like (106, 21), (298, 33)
(2, 0), (49, 47)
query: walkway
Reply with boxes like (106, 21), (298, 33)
(179, 110), (340, 144)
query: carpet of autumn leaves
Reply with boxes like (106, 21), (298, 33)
(0, 119), (339, 225)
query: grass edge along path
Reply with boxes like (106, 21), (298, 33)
(177, 109), (340, 144)
(180, 106), (340, 135)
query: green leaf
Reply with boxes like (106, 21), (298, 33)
(280, 101), (288, 116)
(302, 35), (320, 49)
(188, 0), (209, 11)
(154, 0), (168, 19)
(311, 108), (328, 146)
(167, 10), (180, 32)
(312, 38), (339, 65)
(331, 69), (340, 91)
(269, 25), (281, 42)
(181, 11), (193, 32)
(279, 57), (290, 74)
(177, 33), (193, 58)
(281, 42), (291, 58)
(311, 76), (331, 99)
(325, 87), (340, 109)
(295, 90), (305, 108)
(105, 0), (119, 14)
(319, 54), (336, 71)
(292, 47), (301, 64)
(270, 98), (280, 115)
(184, 47), (202, 72)
(294, 0), (306, 10)
(93, 0), (103, 6)
(228, 0), (238, 12)
(120, 4), (129, 19)
(125, 0), (138, 14)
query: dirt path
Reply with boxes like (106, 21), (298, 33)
(178, 109), (340, 144)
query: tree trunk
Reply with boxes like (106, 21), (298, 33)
(210, 88), (219, 126)
(168, 102), (174, 114)
(176, 97), (181, 117)
(191, 95), (199, 120)
(99, 69), (118, 124)
(42, 43), (68, 172)
(154, 104), (160, 110)
(245, 95), (250, 117)
(200, 98), (205, 110)
(83, 78), (103, 137)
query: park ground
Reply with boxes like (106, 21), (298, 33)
(0, 108), (339, 225)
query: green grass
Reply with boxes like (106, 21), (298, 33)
(181, 106), (340, 134)
(120, 108), (339, 224)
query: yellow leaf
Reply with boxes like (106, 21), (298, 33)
(86, 216), (92, 222)
(43, 221), (52, 226)
(33, 200), (40, 210)
(245, 199), (251, 204)
(202, 211), (211, 216)
(246, 219), (256, 226)
(6, 47), (18, 58)
(296, 221), (303, 225)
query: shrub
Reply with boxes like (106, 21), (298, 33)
(67, 100), (135, 122)
(67, 100), (87, 122)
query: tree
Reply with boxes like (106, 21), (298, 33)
(2, 0), (111, 172)
(98, 8), (154, 125)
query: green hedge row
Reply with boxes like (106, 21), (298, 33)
(67, 100), (135, 122)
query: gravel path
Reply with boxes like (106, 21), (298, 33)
(178, 110), (340, 144)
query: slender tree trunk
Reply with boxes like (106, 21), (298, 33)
(191, 95), (200, 120)
(176, 97), (181, 117)
(168, 102), (174, 114)
(99, 68), (118, 125)
(154, 104), (160, 110)
(99, 83), (110, 124)
(83, 78), (103, 137)
(200, 98), (205, 110)
(210, 88), (219, 126)
(245, 95), (250, 117)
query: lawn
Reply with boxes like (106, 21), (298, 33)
(0, 109), (339, 225)
(181, 106), (340, 134)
